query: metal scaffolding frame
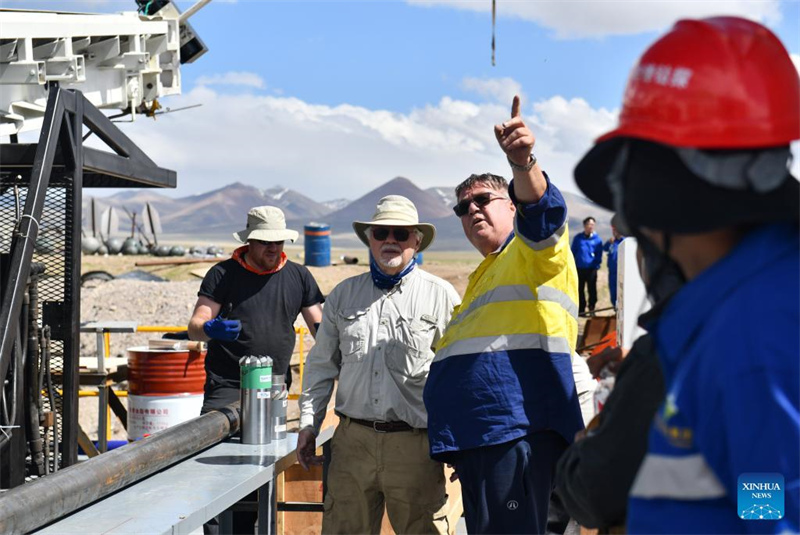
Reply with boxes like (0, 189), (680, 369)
(0, 85), (175, 488)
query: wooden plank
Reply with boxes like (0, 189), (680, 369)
(281, 404), (336, 535)
(108, 388), (128, 432)
(190, 266), (212, 278)
(277, 471), (285, 535)
(282, 461), (325, 535)
(578, 316), (617, 353)
(77, 426), (100, 458)
(79, 356), (127, 371)
(134, 257), (221, 267)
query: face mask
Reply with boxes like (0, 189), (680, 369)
(605, 141), (685, 306)
(635, 231), (686, 305)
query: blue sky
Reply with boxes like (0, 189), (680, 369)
(2, 0), (798, 201)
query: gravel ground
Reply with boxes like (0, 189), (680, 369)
(81, 280), (200, 358)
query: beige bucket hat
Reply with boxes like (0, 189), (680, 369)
(233, 206), (299, 243)
(352, 195), (436, 252)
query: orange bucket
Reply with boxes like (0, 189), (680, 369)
(126, 347), (207, 439)
(128, 348), (206, 395)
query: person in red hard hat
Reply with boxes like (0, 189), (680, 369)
(574, 16), (799, 534)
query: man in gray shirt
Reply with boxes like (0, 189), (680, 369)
(297, 195), (461, 534)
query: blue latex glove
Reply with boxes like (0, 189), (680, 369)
(203, 317), (241, 341)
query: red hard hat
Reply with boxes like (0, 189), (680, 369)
(575, 16), (800, 231)
(597, 16), (799, 149)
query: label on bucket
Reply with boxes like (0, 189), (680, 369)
(257, 391), (271, 399)
(275, 424), (287, 433)
(128, 394), (204, 440)
(240, 366), (273, 389)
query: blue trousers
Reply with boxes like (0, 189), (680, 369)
(452, 431), (568, 534)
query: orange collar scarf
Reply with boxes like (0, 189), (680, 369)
(232, 245), (287, 275)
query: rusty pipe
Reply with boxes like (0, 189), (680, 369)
(0, 403), (240, 534)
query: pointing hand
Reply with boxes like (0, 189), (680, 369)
(494, 95), (535, 169)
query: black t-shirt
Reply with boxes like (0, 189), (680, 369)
(198, 258), (323, 381)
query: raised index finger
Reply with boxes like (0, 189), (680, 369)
(511, 95), (520, 119)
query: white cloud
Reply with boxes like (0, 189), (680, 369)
(195, 72), (266, 89)
(792, 53), (800, 75)
(94, 74), (613, 201)
(407, 0), (782, 39)
(462, 77), (524, 104)
(531, 96), (617, 155)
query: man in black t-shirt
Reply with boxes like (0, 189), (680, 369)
(188, 206), (323, 413)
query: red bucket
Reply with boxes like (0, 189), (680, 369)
(127, 347), (206, 396)
(126, 347), (207, 440)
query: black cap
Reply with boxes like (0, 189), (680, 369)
(575, 138), (800, 234)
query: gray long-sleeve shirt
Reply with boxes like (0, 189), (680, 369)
(299, 268), (461, 434)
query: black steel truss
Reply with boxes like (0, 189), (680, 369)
(0, 86), (176, 487)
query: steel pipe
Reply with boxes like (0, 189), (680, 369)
(179, 0), (212, 23)
(0, 403), (239, 534)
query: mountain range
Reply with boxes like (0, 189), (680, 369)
(83, 178), (612, 251)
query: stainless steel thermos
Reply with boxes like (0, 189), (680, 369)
(271, 374), (288, 441)
(239, 355), (273, 445)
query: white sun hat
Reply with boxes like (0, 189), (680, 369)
(233, 206), (299, 243)
(352, 195), (436, 252)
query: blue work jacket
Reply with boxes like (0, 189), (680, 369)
(627, 223), (799, 534)
(604, 237), (624, 280)
(571, 232), (603, 270)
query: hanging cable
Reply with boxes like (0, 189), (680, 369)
(492, 0), (496, 66)
(42, 327), (58, 472)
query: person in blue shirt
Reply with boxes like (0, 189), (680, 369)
(574, 16), (799, 534)
(570, 217), (603, 315)
(602, 214), (625, 308)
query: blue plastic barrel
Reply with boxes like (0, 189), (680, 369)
(304, 224), (331, 267)
(415, 252), (424, 265)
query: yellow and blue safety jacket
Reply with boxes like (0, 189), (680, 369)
(628, 223), (799, 533)
(424, 177), (584, 460)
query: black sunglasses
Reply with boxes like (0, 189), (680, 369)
(250, 239), (284, 246)
(371, 227), (412, 242)
(453, 192), (508, 217)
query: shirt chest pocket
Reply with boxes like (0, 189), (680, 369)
(386, 315), (438, 380)
(338, 307), (368, 363)
(407, 314), (439, 352)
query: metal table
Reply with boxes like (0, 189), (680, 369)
(38, 428), (333, 535)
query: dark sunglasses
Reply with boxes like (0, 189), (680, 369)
(371, 227), (412, 242)
(453, 192), (508, 217)
(250, 239), (284, 246)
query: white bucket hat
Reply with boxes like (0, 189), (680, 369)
(233, 206), (299, 243)
(352, 195), (436, 252)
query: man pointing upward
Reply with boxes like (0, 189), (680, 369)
(424, 96), (584, 534)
